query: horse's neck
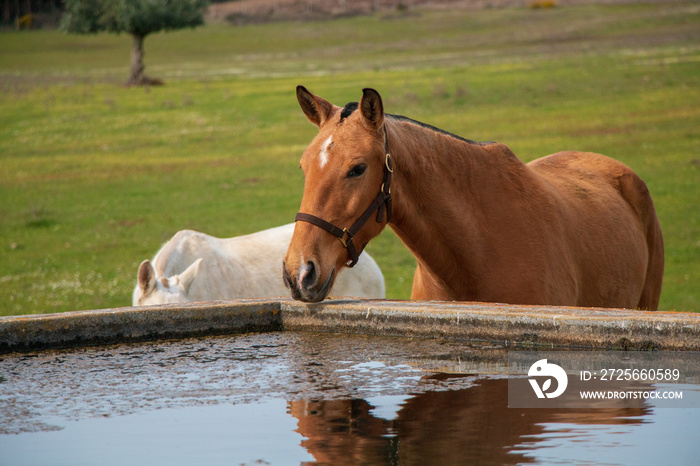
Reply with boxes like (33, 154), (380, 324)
(386, 118), (529, 297)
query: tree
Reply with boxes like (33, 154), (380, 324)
(61, 0), (209, 86)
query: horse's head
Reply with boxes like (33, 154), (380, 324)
(132, 258), (202, 306)
(283, 86), (392, 302)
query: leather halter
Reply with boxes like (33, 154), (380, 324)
(295, 126), (393, 267)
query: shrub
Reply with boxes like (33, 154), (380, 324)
(530, 0), (557, 9)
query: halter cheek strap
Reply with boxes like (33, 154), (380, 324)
(295, 126), (393, 267)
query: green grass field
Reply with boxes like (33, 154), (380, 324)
(1, 2), (699, 315)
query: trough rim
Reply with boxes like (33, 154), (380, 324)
(1, 298), (699, 354)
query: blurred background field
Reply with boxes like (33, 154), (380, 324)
(1, 0), (698, 315)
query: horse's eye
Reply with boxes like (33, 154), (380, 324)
(346, 164), (367, 178)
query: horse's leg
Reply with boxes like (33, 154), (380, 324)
(411, 263), (455, 301)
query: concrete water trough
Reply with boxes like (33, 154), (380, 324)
(1, 298), (699, 353)
(3, 299), (700, 464)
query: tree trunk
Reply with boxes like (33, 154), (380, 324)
(3, 1), (10, 25)
(126, 33), (163, 87)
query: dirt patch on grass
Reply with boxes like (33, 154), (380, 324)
(206, 0), (673, 24)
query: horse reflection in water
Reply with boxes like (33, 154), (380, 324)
(288, 378), (648, 465)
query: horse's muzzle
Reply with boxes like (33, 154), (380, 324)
(283, 260), (334, 303)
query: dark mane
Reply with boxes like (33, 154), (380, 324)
(388, 113), (494, 146)
(340, 102), (359, 122)
(338, 101), (491, 145)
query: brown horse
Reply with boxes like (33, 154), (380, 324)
(283, 86), (664, 310)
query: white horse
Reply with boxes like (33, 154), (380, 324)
(133, 223), (386, 306)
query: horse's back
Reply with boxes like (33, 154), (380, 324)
(220, 223), (386, 298)
(528, 151), (663, 309)
(153, 229), (214, 277)
(154, 225), (293, 274)
(153, 226), (294, 299)
(529, 150), (633, 184)
(528, 151), (651, 216)
(147, 224), (386, 300)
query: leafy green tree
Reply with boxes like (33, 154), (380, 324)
(61, 0), (209, 86)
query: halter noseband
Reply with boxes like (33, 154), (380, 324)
(295, 126), (393, 267)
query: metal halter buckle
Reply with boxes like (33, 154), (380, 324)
(338, 228), (351, 248)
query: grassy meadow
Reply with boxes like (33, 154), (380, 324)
(1, 1), (699, 315)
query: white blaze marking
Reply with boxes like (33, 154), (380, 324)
(319, 136), (333, 168)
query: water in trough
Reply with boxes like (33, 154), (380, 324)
(1, 332), (698, 465)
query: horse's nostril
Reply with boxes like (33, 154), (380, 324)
(299, 261), (318, 290)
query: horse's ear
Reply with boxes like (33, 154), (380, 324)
(360, 88), (384, 130)
(297, 85), (333, 127)
(179, 258), (202, 293)
(138, 260), (157, 295)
